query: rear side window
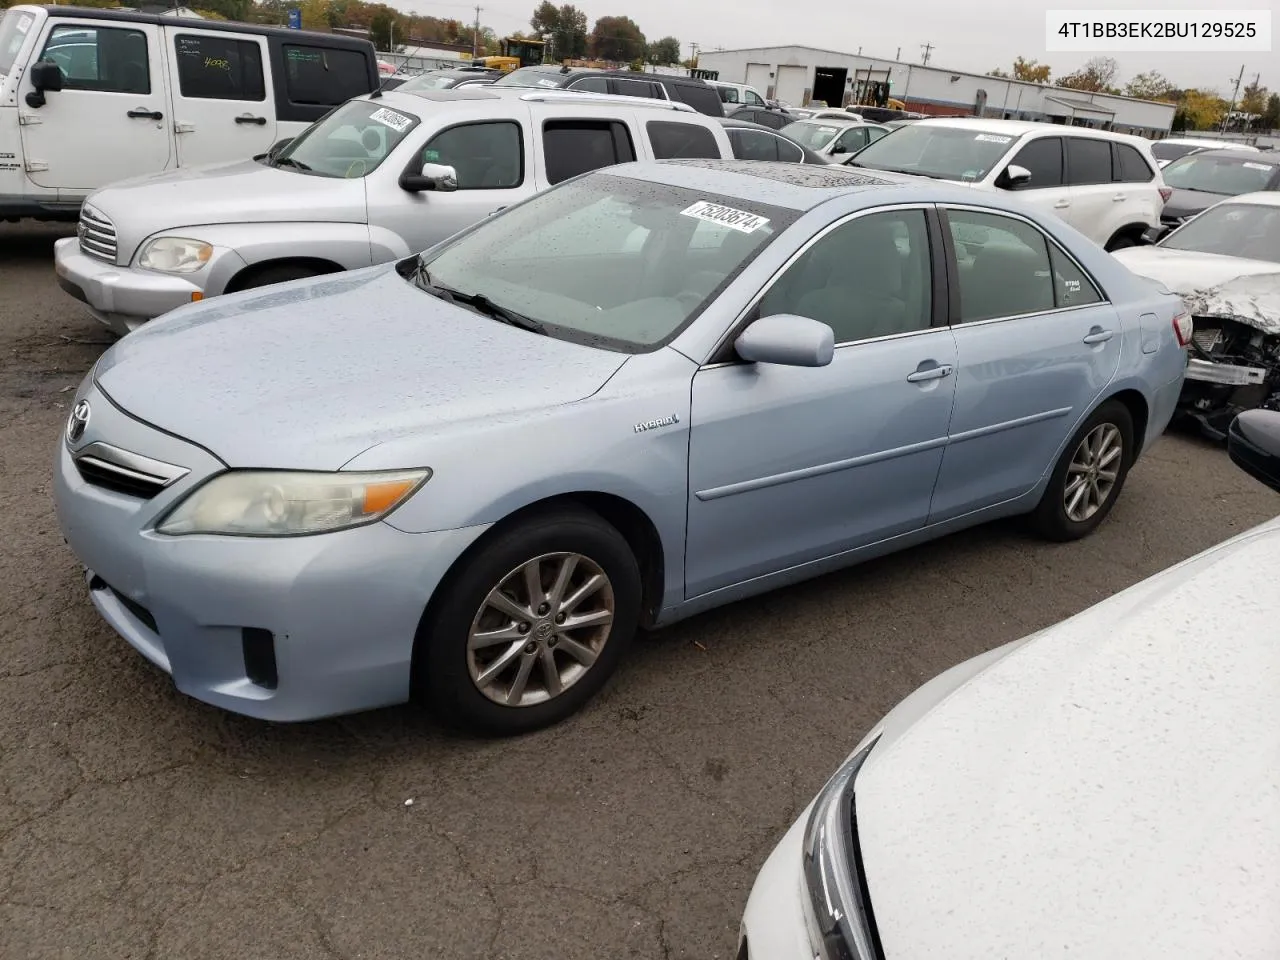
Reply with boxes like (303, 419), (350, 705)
(613, 76), (661, 99)
(542, 119), (635, 185)
(282, 44), (368, 105)
(1008, 137), (1062, 188)
(1066, 137), (1113, 186)
(669, 83), (723, 116)
(947, 209), (1055, 323)
(40, 24), (150, 94)
(647, 121), (720, 159)
(1113, 143), (1154, 183)
(174, 34), (265, 101)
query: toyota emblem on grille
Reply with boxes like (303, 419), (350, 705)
(67, 400), (91, 443)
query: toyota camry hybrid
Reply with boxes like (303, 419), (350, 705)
(54, 160), (1188, 734)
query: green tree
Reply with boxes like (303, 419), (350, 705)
(370, 7), (402, 51)
(588, 15), (644, 62)
(1178, 88), (1227, 130)
(1012, 57), (1050, 83)
(1056, 56), (1119, 92)
(1263, 93), (1280, 129)
(1124, 71), (1176, 101)
(646, 36), (680, 65)
(529, 1), (559, 37)
(1240, 80), (1268, 117)
(550, 5), (588, 60)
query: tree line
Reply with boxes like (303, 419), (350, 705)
(528, 3), (681, 66)
(988, 55), (1279, 131)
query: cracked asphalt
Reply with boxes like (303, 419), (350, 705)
(2, 220), (1277, 960)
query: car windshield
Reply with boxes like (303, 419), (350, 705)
(270, 99), (420, 178)
(412, 172), (798, 352)
(1161, 203), (1280, 264)
(492, 66), (565, 88)
(1162, 154), (1277, 195)
(780, 121), (844, 151)
(0, 9), (36, 77)
(847, 124), (1020, 181)
(1152, 141), (1207, 162)
(397, 72), (465, 91)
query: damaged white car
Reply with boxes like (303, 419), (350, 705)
(1114, 191), (1280, 440)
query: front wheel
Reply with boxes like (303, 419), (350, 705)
(1105, 234), (1138, 252)
(1030, 400), (1135, 541)
(416, 507), (642, 735)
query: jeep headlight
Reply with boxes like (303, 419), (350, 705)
(138, 236), (214, 274)
(156, 469), (430, 537)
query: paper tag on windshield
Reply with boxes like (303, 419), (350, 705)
(680, 200), (770, 234)
(369, 107), (412, 133)
(975, 134), (1013, 144)
(15, 13), (33, 33)
(1243, 162), (1273, 171)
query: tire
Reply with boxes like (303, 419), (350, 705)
(1030, 400), (1135, 542)
(236, 264), (326, 290)
(416, 506), (642, 736)
(1105, 234), (1138, 252)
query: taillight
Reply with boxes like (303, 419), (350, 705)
(1158, 186), (1173, 204)
(1173, 312), (1193, 347)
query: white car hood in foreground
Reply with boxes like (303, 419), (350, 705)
(1114, 245), (1280, 335)
(855, 516), (1280, 960)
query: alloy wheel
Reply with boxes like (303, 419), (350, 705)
(1064, 423), (1123, 523)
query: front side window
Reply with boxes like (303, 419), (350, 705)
(282, 45), (369, 105)
(416, 173), (797, 351)
(1162, 154), (1278, 196)
(41, 25), (149, 94)
(745, 89), (766, 106)
(1113, 143), (1154, 182)
(543, 119), (635, 185)
(647, 121), (720, 160)
(947, 209), (1055, 322)
(1007, 137), (1062, 188)
(718, 85), (739, 103)
(759, 210), (934, 343)
(1065, 137), (1113, 185)
(271, 99), (420, 178)
(421, 121), (523, 189)
(0, 9), (36, 77)
(1161, 202), (1280, 264)
(831, 126), (869, 155)
(849, 124), (1020, 181)
(173, 34), (264, 101)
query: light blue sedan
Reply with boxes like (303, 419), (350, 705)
(53, 159), (1190, 734)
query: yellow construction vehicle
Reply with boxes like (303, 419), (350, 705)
(476, 36), (546, 72)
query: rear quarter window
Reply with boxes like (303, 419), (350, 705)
(1113, 143), (1155, 182)
(282, 44), (370, 105)
(670, 83), (724, 117)
(647, 120), (722, 159)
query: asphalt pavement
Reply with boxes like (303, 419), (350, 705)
(2, 221), (1276, 959)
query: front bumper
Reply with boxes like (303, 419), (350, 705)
(53, 237), (245, 336)
(741, 810), (823, 960)
(53, 384), (491, 721)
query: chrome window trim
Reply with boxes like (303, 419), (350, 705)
(702, 202), (939, 366)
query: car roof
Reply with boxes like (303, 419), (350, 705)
(369, 86), (711, 119)
(36, 4), (372, 47)
(1226, 191), (1280, 207)
(910, 116), (1156, 147)
(785, 116), (871, 129)
(1183, 148), (1278, 162)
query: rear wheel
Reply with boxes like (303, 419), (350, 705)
(1031, 400), (1134, 541)
(416, 507), (641, 735)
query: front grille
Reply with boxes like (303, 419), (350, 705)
(72, 442), (188, 500)
(78, 206), (118, 263)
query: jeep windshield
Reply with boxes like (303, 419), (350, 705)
(847, 124), (1020, 182)
(0, 10), (36, 77)
(269, 100), (421, 178)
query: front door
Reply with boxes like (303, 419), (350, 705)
(929, 206), (1122, 522)
(20, 19), (173, 196)
(685, 207), (957, 598)
(165, 28), (276, 166)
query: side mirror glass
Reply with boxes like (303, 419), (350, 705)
(1228, 410), (1280, 494)
(400, 161), (459, 193)
(25, 60), (63, 107)
(735, 314), (835, 367)
(1002, 163), (1032, 189)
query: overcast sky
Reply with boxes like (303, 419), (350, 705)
(394, 0), (1273, 96)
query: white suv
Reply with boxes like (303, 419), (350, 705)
(846, 117), (1170, 250)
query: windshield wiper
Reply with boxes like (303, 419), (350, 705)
(271, 156), (311, 171)
(412, 264), (546, 335)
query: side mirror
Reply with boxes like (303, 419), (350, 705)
(1228, 409), (1280, 494)
(830, 144), (848, 155)
(1002, 164), (1032, 189)
(25, 60), (63, 108)
(735, 314), (835, 367)
(400, 161), (458, 193)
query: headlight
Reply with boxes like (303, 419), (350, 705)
(802, 737), (881, 960)
(138, 236), (214, 274)
(156, 469), (430, 537)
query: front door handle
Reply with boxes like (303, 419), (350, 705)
(1112, 194), (1127, 202)
(1053, 200), (1070, 209)
(1083, 329), (1114, 345)
(127, 108), (163, 120)
(906, 363), (953, 383)
(235, 114), (267, 125)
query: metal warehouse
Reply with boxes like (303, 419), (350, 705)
(697, 45), (1176, 136)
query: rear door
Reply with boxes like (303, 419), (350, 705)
(166, 28), (275, 165)
(1063, 135), (1119, 245)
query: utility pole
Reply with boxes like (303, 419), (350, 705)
(920, 42), (934, 66)
(896, 47), (901, 60)
(1221, 63), (1245, 131)
(472, 5), (481, 59)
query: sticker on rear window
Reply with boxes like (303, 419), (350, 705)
(975, 134), (1013, 144)
(680, 200), (770, 234)
(15, 13), (33, 33)
(1243, 162), (1274, 171)
(534, 77), (560, 88)
(369, 107), (412, 133)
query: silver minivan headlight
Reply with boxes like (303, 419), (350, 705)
(138, 236), (214, 274)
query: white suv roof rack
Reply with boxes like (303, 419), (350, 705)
(517, 90), (695, 113)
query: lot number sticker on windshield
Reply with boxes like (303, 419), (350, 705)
(369, 108), (412, 133)
(15, 13), (33, 33)
(680, 200), (770, 234)
(975, 134), (1013, 144)
(1243, 162), (1274, 171)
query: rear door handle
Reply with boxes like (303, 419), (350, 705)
(127, 108), (163, 120)
(235, 114), (267, 125)
(1083, 329), (1114, 345)
(906, 364), (953, 383)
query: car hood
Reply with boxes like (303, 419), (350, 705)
(1160, 186), (1227, 221)
(93, 265), (630, 470)
(1113, 246), (1280, 334)
(854, 515), (1280, 960)
(84, 159), (368, 261)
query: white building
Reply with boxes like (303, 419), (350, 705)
(697, 45), (1176, 136)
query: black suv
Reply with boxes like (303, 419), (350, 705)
(492, 66), (724, 117)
